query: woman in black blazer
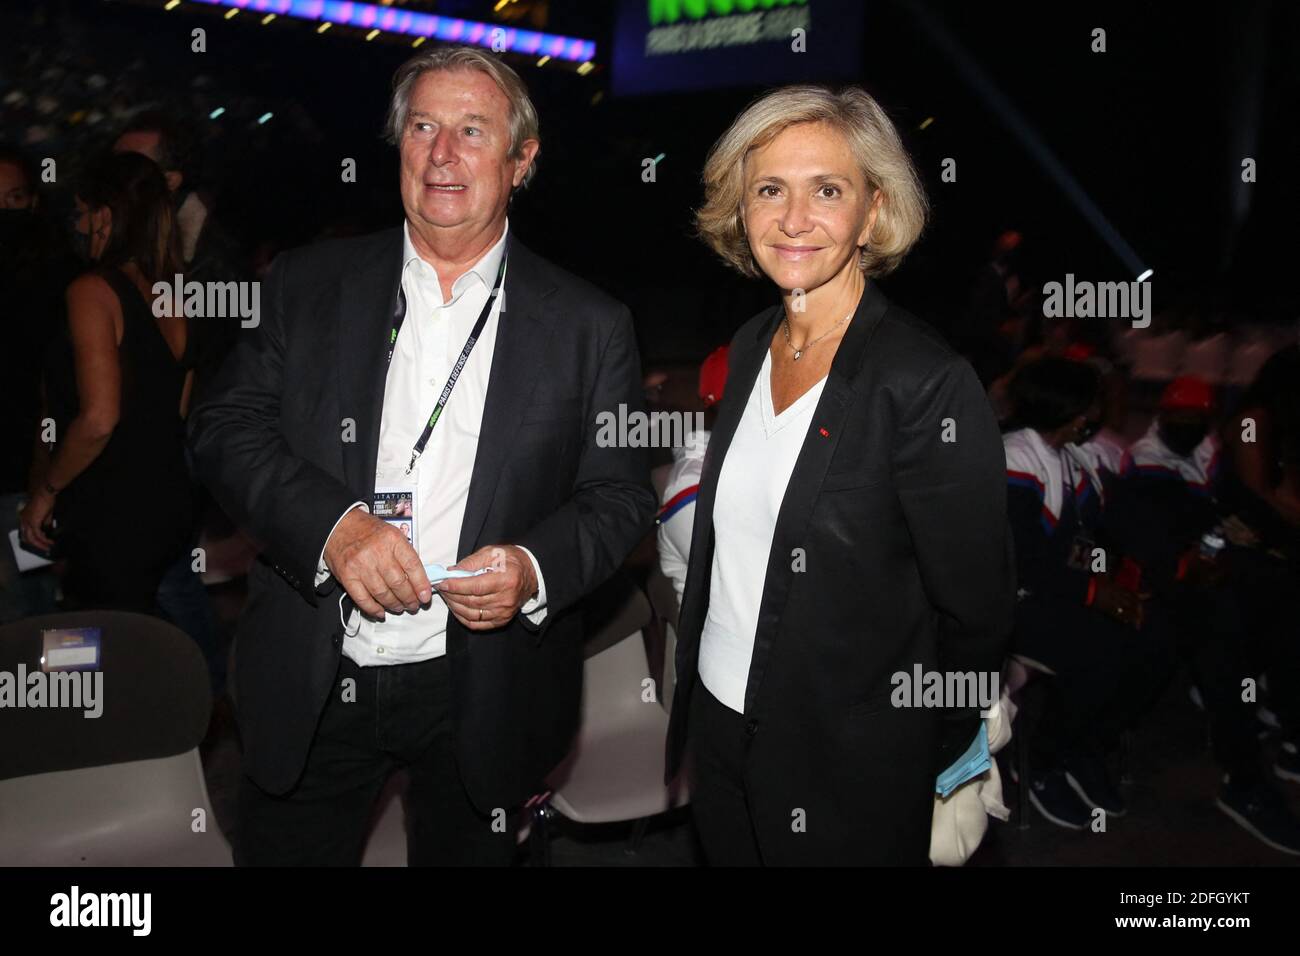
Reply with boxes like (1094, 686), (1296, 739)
(665, 85), (1015, 865)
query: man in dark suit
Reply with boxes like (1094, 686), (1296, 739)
(189, 47), (654, 866)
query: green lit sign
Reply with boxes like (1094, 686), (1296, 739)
(649, 0), (809, 27)
(615, 0), (857, 95)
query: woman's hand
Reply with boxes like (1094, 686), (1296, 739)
(18, 488), (56, 552)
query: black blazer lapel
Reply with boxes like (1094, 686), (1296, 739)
(689, 308), (778, 552)
(456, 236), (559, 559)
(742, 281), (890, 714)
(677, 305), (780, 649)
(338, 227), (404, 498)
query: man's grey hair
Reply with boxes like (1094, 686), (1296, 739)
(385, 45), (540, 189)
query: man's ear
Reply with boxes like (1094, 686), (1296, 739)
(512, 139), (540, 188)
(164, 169), (183, 193)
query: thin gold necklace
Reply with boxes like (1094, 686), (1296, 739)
(783, 312), (851, 361)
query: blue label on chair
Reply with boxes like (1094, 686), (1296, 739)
(41, 627), (102, 672)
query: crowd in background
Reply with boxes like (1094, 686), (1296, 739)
(4, 3), (1300, 861)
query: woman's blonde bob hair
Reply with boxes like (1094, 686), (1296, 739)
(696, 84), (928, 279)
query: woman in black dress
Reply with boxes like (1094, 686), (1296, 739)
(19, 151), (192, 613)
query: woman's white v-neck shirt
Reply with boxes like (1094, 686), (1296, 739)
(698, 348), (829, 714)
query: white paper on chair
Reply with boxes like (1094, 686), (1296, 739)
(9, 529), (52, 571)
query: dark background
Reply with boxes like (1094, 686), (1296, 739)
(3, 0), (1297, 362)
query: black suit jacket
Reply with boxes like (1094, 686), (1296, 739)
(665, 281), (1015, 864)
(189, 228), (656, 808)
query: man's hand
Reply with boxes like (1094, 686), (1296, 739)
(323, 508), (431, 619)
(435, 544), (538, 631)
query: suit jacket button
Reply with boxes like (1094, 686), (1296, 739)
(745, 719), (758, 736)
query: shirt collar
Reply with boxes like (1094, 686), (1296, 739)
(401, 218), (509, 304)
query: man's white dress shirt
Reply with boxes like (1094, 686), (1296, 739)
(316, 220), (547, 665)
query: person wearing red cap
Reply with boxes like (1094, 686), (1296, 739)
(1105, 376), (1300, 854)
(657, 345), (730, 607)
(1110, 376), (1222, 593)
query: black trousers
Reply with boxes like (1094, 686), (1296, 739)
(236, 654), (519, 866)
(1014, 596), (1177, 772)
(687, 682), (764, 866)
(1179, 548), (1300, 787)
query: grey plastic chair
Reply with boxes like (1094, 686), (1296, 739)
(645, 563), (680, 715)
(0, 610), (231, 865)
(360, 771), (410, 867)
(530, 574), (689, 861)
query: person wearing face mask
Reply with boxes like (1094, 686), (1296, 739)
(1106, 377), (1300, 854)
(1003, 356), (1177, 830)
(17, 151), (192, 615)
(1110, 377), (1223, 594)
(112, 110), (247, 388)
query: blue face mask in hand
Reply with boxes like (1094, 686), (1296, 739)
(336, 564), (491, 637)
(423, 563), (490, 584)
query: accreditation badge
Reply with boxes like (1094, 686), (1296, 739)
(1066, 533), (1096, 571)
(373, 473), (418, 554)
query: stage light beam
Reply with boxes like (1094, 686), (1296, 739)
(187, 0), (596, 62)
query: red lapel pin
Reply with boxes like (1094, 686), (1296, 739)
(819, 427), (830, 438)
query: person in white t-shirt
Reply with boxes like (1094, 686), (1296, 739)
(657, 344), (730, 606)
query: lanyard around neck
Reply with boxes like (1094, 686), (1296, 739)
(387, 252), (507, 476)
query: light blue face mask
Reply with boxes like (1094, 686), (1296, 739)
(935, 724), (992, 798)
(336, 564), (493, 637)
(422, 563), (490, 584)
